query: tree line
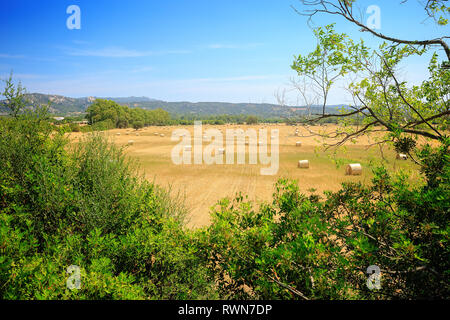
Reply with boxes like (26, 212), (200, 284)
(86, 99), (171, 129)
(85, 98), (276, 128)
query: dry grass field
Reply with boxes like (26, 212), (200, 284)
(69, 124), (422, 228)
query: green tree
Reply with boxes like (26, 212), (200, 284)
(291, 1), (449, 147)
(132, 120), (144, 130)
(1, 73), (28, 118)
(246, 115), (258, 125)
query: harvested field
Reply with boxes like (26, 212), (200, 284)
(69, 124), (422, 228)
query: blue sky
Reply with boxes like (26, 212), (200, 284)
(0, 0), (448, 104)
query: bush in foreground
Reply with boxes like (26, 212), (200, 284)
(206, 139), (449, 299)
(0, 112), (216, 299)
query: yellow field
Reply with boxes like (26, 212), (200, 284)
(69, 124), (421, 228)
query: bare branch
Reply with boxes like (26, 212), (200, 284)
(295, 0), (450, 60)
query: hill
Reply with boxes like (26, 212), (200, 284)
(0, 93), (345, 118)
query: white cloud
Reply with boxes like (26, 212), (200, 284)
(206, 43), (264, 49)
(63, 46), (191, 58)
(130, 66), (154, 73)
(72, 40), (90, 45)
(187, 75), (274, 82)
(0, 73), (44, 80)
(0, 54), (26, 59)
(19, 73), (290, 103)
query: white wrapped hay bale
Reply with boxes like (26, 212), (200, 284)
(346, 163), (362, 175)
(396, 153), (407, 160)
(298, 160), (309, 168)
(296, 141), (302, 147)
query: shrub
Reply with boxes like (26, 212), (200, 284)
(69, 123), (81, 132)
(206, 141), (449, 299)
(132, 120), (144, 130)
(91, 119), (114, 131)
(246, 115), (258, 125)
(0, 109), (216, 299)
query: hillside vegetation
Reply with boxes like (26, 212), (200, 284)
(0, 92), (343, 118)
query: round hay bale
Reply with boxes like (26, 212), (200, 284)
(160, 134), (165, 137)
(154, 133), (159, 136)
(346, 163), (362, 176)
(296, 141), (302, 147)
(298, 160), (309, 168)
(396, 153), (407, 160)
(127, 140), (134, 146)
(135, 133), (140, 136)
(116, 133), (121, 136)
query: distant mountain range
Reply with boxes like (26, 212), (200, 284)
(0, 93), (345, 118)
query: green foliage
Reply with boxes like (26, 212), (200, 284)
(132, 120), (144, 130)
(206, 142), (449, 299)
(292, 21), (449, 143)
(91, 119), (115, 131)
(69, 123), (81, 132)
(246, 115), (259, 125)
(0, 99), (216, 299)
(426, 0), (449, 25)
(1, 73), (28, 118)
(1, 79), (448, 300)
(394, 136), (417, 154)
(86, 99), (171, 129)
